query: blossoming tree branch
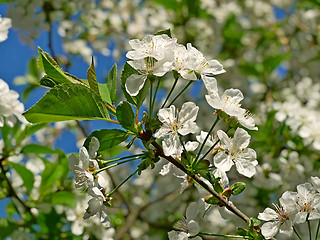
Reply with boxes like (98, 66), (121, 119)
(4, 28), (313, 240)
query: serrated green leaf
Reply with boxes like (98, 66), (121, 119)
(84, 129), (129, 151)
(10, 162), (34, 193)
(116, 101), (135, 131)
(81, 79), (112, 106)
(37, 47), (82, 85)
(21, 144), (56, 154)
(121, 62), (150, 108)
(39, 75), (59, 88)
(231, 182), (246, 195)
(106, 64), (117, 103)
(23, 83), (110, 123)
(87, 57), (100, 96)
(49, 191), (77, 208)
(154, 29), (172, 37)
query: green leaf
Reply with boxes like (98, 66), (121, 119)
(263, 53), (291, 74)
(87, 57), (100, 96)
(37, 47), (82, 84)
(21, 144), (56, 154)
(39, 75), (59, 88)
(23, 83), (110, 123)
(49, 191), (77, 208)
(116, 101), (135, 131)
(84, 129), (129, 151)
(40, 162), (64, 196)
(231, 182), (246, 195)
(81, 79), (112, 106)
(121, 62), (150, 108)
(10, 162), (34, 193)
(154, 29), (172, 37)
(106, 64), (117, 103)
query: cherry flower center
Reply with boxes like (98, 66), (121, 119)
(273, 203), (289, 223)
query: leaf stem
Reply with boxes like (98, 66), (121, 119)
(99, 154), (145, 166)
(198, 232), (249, 239)
(151, 78), (161, 115)
(168, 80), (193, 107)
(107, 168), (139, 197)
(149, 80), (154, 122)
(200, 139), (220, 162)
(161, 75), (179, 108)
(94, 157), (141, 174)
(308, 218), (312, 240)
(315, 219), (320, 240)
(194, 117), (220, 164)
(293, 226), (303, 240)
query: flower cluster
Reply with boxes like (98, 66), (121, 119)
(0, 15), (11, 42)
(0, 79), (25, 127)
(125, 34), (225, 96)
(258, 176), (320, 239)
(68, 137), (111, 227)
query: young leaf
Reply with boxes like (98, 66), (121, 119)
(154, 29), (172, 37)
(10, 162), (34, 193)
(37, 47), (82, 84)
(81, 79), (112, 106)
(23, 83), (110, 123)
(87, 57), (100, 96)
(84, 129), (130, 151)
(231, 182), (246, 195)
(39, 75), (59, 88)
(116, 101), (135, 131)
(106, 64), (117, 103)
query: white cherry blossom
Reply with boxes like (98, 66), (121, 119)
(186, 43), (225, 77)
(294, 183), (320, 224)
(68, 137), (107, 189)
(0, 79), (25, 127)
(168, 201), (205, 240)
(214, 128), (258, 178)
(0, 16), (11, 42)
(204, 76), (257, 130)
(126, 34), (177, 61)
(258, 191), (297, 239)
(154, 102), (199, 157)
(84, 187), (110, 227)
(125, 58), (169, 96)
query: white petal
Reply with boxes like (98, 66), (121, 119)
(125, 74), (147, 96)
(202, 75), (218, 94)
(233, 128), (250, 149)
(179, 102), (199, 124)
(235, 159), (257, 178)
(100, 205), (111, 227)
(68, 154), (79, 171)
(159, 163), (173, 176)
(186, 202), (198, 220)
(261, 221), (280, 239)
(187, 220), (200, 236)
(214, 152), (233, 172)
(89, 137), (100, 158)
(258, 208), (278, 221)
